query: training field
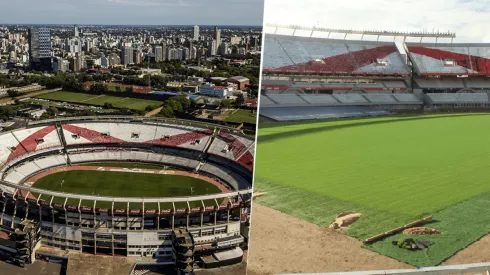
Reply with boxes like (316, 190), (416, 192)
(225, 109), (257, 124)
(254, 113), (490, 267)
(30, 166), (222, 209)
(36, 91), (163, 111)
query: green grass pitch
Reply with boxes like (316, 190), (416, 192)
(32, 170), (222, 209)
(36, 91), (163, 111)
(225, 109), (257, 124)
(254, 113), (490, 267)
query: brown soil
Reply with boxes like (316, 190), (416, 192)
(443, 233), (490, 265)
(247, 204), (413, 275)
(330, 212), (361, 230)
(144, 106), (163, 117)
(403, 227), (442, 235)
(66, 253), (133, 275)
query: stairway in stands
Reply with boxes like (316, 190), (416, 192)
(195, 128), (219, 172)
(55, 123), (72, 166)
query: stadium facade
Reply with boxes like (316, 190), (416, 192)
(0, 116), (254, 273)
(260, 33), (490, 121)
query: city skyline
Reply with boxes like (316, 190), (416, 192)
(0, 0), (265, 26)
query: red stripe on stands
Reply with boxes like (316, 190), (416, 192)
(7, 126), (57, 162)
(218, 132), (253, 171)
(145, 129), (213, 147)
(272, 45), (398, 75)
(62, 124), (126, 144)
(408, 46), (490, 75)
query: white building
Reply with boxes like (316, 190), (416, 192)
(193, 25), (199, 41)
(199, 84), (229, 98)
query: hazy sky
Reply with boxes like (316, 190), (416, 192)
(0, 0), (264, 26)
(264, 0), (490, 43)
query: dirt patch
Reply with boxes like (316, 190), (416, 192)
(253, 192), (268, 200)
(247, 204), (413, 275)
(67, 253), (133, 275)
(144, 106), (163, 117)
(330, 212), (361, 230)
(403, 227), (442, 235)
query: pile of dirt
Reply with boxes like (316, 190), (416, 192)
(403, 227), (442, 235)
(329, 212), (361, 230)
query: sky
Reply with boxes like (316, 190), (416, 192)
(0, 0), (264, 26)
(264, 0), (490, 43)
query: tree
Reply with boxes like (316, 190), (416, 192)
(120, 107), (131, 114)
(159, 105), (175, 118)
(145, 105), (155, 112)
(235, 93), (245, 106)
(89, 83), (107, 95)
(103, 102), (113, 109)
(220, 99), (232, 108)
(7, 89), (19, 98)
(125, 86), (134, 93)
(46, 106), (59, 117)
(115, 86), (121, 93)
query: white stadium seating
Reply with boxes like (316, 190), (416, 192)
(426, 93), (489, 104)
(263, 34), (411, 75)
(332, 94), (369, 104)
(364, 94), (397, 104)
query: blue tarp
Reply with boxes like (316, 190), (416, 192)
(260, 106), (393, 121)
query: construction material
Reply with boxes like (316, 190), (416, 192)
(253, 192), (268, 200)
(330, 212), (361, 230)
(403, 227), (442, 235)
(363, 216), (433, 244)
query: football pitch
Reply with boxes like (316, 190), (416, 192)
(36, 91), (163, 111)
(32, 169), (222, 209)
(254, 113), (490, 267)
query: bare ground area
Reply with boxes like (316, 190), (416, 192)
(247, 204), (413, 275)
(145, 106), (163, 117)
(442, 233), (490, 266)
(66, 253), (134, 275)
(0, 255), (61, 275)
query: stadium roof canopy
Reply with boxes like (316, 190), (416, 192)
(406, 42), (490, 76)
(263, 34), (411, 76)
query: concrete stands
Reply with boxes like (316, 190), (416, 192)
(406, 43), (490, 76)
(263, 34), (411, 75)
(426, 93), (489, 104)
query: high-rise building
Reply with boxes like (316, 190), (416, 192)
(154, 46), (163, 62)
(100, 56), (109, 68)
(120, 42), (133, 65)
(28, 27), (52, 71)
(74, 25), (79, 37)
(193, 25), (199, 41)
(214, 26), (221, 45)
(133, 49), (143, 65)
(183, 48), (190, 60)
(209, 40), (218, 56)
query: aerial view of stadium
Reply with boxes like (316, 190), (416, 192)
(0, 116), (254, 274)
(250, 20), (490, 274)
